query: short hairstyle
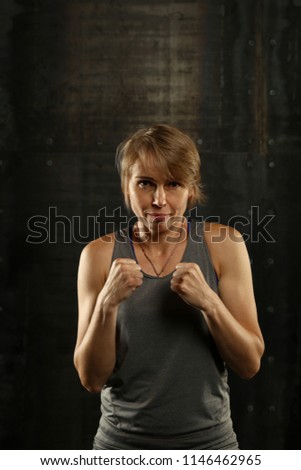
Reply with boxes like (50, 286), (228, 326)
(115, 124), (206, 209)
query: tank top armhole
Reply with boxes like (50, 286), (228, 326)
(201, 223), (220, 287)
(110, 231), (119, 265)
(111, 228), (134, 264)
(128, 226), (139, 263)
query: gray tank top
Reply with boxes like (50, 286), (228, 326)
(95, 219), (237, 450)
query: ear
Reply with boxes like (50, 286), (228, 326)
(186, 187), (195, 208)
(188, 186), (196, 199)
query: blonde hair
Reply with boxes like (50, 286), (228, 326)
(115, 124), (205, 209)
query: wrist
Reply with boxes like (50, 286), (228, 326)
(97, 291), (119, 317)
(199, 290), (220, 319)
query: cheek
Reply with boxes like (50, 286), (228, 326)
(128, 187), (149, 206)
(127, 183), (138, 200)
(176, 191), (190, 206)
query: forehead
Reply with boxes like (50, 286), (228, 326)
(129, 154), (176, 180)
(130, 159), (161, 176)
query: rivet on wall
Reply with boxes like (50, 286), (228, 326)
(267, 257), (274, 265)
(270, 39), (277, 46)
(46, 137), (54, 146)
(269, 89), (276, 96)
(268, 138), (275, 146)
(97, 139), (103, 146)
(268, 405), (276, 412)
(268, 161), (275, 168)
(197, 138), (203, 146)
(267, 355), (275, 364)
(46, 160), (53, 167)
(247, 405), (254, 412)
(267, 306), (274, 314)
(248, 39), (255, 46)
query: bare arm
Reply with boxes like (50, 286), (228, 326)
(74, 236), (143, 393)
(171, 224), (264, 379)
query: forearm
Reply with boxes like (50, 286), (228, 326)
(201, 293), (264, 379)
(74, 295), (118, 393)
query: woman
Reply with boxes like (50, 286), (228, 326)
(74, 124), (264, 450)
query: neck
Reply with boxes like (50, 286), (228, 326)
(132, 217), (188, 254)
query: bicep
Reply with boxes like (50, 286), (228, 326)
(215, 231), (262, 336)
(75, 240), (110, 351)
(218, 270), (259, 333)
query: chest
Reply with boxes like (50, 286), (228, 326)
(131, 239), (188, 277)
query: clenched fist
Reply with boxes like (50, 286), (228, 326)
(102, 258), (143, 308)
(170, 262), (215, 311)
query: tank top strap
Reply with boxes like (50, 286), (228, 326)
(184, 219), (219, 292)
(111, 228), (134, 261)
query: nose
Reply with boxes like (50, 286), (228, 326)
(153, 185), (166, 207)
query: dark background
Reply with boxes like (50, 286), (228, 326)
(1, 0), (301, 450)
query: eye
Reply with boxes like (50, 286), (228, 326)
(167, 181), (181, 188)
(137, 179), (153, 188)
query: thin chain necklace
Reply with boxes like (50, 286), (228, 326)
(139, 242), (178, 277)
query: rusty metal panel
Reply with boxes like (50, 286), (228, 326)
(1, 0), (301, 450)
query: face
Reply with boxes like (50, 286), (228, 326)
(127, 158), (194, 235)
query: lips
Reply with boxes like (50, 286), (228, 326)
(145, 213), (171, 222)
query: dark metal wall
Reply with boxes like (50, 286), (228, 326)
(1, 0), (300, 450)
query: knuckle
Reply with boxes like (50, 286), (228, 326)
(114, 260), (123, 272)
(119, 264), (127, 273)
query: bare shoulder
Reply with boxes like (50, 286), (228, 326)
(203, 222), (244, 244)
(80, 233), (116, 261)
(203, 222), (249, 278)
(78, 233), (116, 291)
